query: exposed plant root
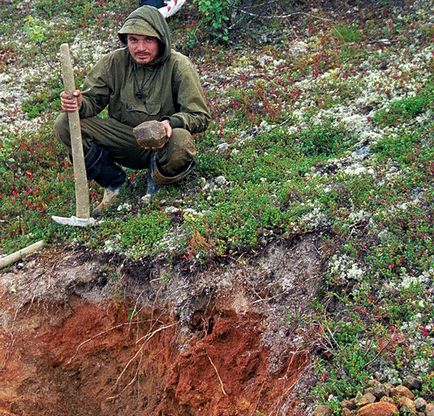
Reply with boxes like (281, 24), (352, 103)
(206, 351), (228, 397)
(67, 320), (150, 364)
(272, 362), (313, 416)
(106, 322), (177, 400)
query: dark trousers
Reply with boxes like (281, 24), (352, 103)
(139, 0), (165, 8)
(54, 114), (196, 177)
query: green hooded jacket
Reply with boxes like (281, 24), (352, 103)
(79, 6), (210, 134)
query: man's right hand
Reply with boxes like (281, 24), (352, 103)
(60, 90), (83, 112)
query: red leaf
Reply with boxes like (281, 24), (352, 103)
(421, 326), (430, 337)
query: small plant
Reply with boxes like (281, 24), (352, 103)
(333, 24), (362, 43)
(23, 15), (47, 44)
(193, 0), (240, 43)
(312, 316), (373, 402)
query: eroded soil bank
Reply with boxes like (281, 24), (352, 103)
(0, 237), (321, 416)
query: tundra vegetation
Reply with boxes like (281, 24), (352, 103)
(0, 0), (432, 413)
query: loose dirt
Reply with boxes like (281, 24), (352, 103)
(0, 236), (322, 415)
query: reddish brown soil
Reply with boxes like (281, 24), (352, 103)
(0, 293), (308, 416)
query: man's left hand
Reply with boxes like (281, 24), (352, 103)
(149, 120), (171, 150)
(161, 120), (172, 139)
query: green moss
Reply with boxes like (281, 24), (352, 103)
(184, 183), (285, 255)
(298, 122), (356, 157)
(373, 82), (434, 127)
(116, 211), (172, 257)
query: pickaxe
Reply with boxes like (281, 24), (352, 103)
(52, 43), (96, 227)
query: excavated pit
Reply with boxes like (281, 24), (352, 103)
(0, 237), (322, 416)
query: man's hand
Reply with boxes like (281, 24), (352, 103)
(161, 119), (172, 139)
(149, 119), (172, 149)
(60, 90), (83, 112)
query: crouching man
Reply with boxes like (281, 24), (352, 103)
(54, 5), (210, 216)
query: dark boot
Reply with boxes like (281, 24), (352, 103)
(84, 143), (126, 216)
(146, 166), (160, 195)
(146, 152), (195, 195)
(85, 143), (126, 189)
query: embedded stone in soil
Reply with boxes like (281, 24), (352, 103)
(0, 296), (307, 416)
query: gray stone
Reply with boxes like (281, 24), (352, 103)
(384, 382), (393, 393)
(354, 145), (370, 159)
(217, 142), (229, 151)
(341, 398), (357, 410)
(415, 397), (427, 411)
(403, 375), (422, 391)
(164, 206), (180, 214)
(380, 396), (395, 404)
(288, 40), (309, 57)
(373, 383), (389, 399)
(357, 392), (377, 406)
(314, 404), (332, 416)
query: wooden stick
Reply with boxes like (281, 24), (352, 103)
(60, 43), (90, 219)
(0, 240), (45, 269)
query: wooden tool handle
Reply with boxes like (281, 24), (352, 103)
(60, 43), (90, 219)
(0, 240), (45, 269)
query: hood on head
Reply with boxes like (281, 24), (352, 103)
(118, 6), (171, 64)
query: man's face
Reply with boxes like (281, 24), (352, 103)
(127, 34), (160, 64)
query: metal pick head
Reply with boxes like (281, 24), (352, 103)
(52, 215), (97, 227)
